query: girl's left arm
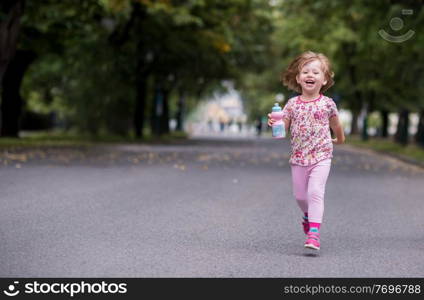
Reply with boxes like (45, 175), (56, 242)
(329, 115), (345, 144)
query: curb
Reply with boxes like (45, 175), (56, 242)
(341, 144), (424, 170)
(383, 152), (424, 169)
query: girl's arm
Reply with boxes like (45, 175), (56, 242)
(329, 115), (345, 144)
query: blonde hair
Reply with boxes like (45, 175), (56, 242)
(281, 51), (334, 93)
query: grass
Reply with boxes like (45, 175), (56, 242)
(346, 134), (424, 164)
(0, 129), (189, 149)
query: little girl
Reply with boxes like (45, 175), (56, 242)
(268, 51), (345, 251)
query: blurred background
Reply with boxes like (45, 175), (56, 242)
(0, 0), (423, 153)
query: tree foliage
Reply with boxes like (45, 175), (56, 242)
(0, 0), (423, 145)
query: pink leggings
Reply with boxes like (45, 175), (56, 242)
(290, 158), (332, 223)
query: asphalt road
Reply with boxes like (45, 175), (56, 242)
(1, 136), (423, 277)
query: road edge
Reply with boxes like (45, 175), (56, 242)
(339, 144), (424, 170)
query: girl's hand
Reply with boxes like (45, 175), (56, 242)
(332, 138), (344, 145)
(267, 113), (275, 127)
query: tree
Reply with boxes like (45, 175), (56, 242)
(0, 0), (23, 82)
(0, 0), (25, 137)
(243, 0), (424, 146)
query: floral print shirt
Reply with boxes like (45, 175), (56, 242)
(281, 94), (339, 166)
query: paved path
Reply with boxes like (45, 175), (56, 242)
(0, 137), (423, 277)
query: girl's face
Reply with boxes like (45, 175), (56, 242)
(296, 59), (327, 94)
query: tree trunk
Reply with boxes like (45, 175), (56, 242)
(108, 2), (149, 139)
(0, 0), (24, 83)
(361, 114), (369, 141)
(134, 74), (147, 138)
(415, 109), (424, 147)
(176, 88), (185, 131)
(160, 88), (170, 135)
(350, 110), (359, 135)
(150, 83), (163, 136)
(380, 109), (389, 138)
(394, 109), (409, 146)
(1, 49), (36, 137)
(360, 102), (369, 141)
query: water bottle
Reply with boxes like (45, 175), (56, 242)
(271, 103), (285, 139)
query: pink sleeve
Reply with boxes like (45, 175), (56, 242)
(282, 99), (292, 121)
(328, 98), (339, 118)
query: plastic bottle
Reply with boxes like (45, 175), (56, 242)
(271, 103), (285, 139)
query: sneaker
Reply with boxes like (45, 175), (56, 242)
(302, 216), (309, 234)
(304, 232), (320, 250)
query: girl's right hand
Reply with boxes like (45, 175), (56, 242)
(267, 113), (275, 127)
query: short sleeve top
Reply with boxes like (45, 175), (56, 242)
(281, 94), (339, 166)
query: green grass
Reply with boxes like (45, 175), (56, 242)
(0, 129), (189, 149)
(346, 135), (424, 164)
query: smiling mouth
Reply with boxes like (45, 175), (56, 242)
(305, 80), (315, 85)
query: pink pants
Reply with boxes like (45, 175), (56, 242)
(290, 158), (332, 223)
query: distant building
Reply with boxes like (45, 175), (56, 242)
(186, 82), (251, 137)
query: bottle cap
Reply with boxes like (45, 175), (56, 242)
(272, 103), (282, 112)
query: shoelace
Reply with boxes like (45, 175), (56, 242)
(306, 232), (320, 241)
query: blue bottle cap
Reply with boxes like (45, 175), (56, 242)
(272, 103), (282, 112)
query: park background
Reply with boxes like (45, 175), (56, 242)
(1, 0), (424, 279)
(0, 0), (423, 164)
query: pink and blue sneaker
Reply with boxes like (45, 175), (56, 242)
(304, 228), (320, 250)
